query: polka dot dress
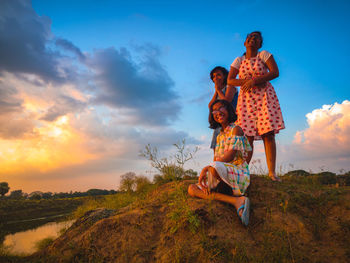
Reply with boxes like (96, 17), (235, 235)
(235, 55), (285, 140)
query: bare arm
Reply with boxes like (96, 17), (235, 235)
(216, 85), (237, 102)
(198, 166), (210, 189)
(208, 91), (218, 109)
(227, 67), (247, 86)
(214, 126), (244, 162)
(253, 55), (279, 84)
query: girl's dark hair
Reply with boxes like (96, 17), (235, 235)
(209, 100), (237, 129)
(210, 66), (228, 86)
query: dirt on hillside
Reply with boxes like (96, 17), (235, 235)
(31, 174), (350, 263)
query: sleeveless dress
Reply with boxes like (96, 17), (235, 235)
(207, 123), (252, 196)
(234, 52), (285, 140)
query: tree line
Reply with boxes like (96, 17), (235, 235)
(0, 182), (118, 200)
(1, 140), (199, 200)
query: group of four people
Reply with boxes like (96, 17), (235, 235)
(188, 31), (285, 226)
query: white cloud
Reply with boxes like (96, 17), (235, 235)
(279, 100), (350, 173)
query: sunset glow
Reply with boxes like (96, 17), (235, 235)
(1, 0), (349, 193)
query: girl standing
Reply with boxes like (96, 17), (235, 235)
(227, 31), (285, 181)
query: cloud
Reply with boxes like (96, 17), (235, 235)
(293, 100), (350, 159)
(278, 100), (350, 172)
(0, 79), (22, 115)
(87, 45), (180, 126)
(0, 0), (193, 192)
(0, 0), (67, 82)
(40, 94), (87, 122)
(55, 37), (86, 61)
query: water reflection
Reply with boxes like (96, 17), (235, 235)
(4, 220), (74, 254)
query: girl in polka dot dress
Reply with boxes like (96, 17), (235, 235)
(228, 31), (285, 181)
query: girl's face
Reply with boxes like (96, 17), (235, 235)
(212, 70), (225, 86)
(244, 32), (262, 49)
(212, 102), (229, 126)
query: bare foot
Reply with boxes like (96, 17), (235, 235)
(269, 173), (282, 182)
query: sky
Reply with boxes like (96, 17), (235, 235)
(1, 0), (350, 193)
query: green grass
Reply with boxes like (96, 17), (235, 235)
(73, 192), (138, 219)
(167, 183), (200, 234)
(34, 237), (55, 251)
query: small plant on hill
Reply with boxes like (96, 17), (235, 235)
(140, 139), (198, 184)
(167, 183), (200, 234)
(35, 237), (55, 251)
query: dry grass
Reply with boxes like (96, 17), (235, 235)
(25, 171), (350, 263)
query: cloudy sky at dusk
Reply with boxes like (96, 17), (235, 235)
(1, 0), (350, 193)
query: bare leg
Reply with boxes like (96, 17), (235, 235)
(188, 184), (246, 216)
(189, 167), (245, 215)
(246, 136), (254, 164)
(261, 131), (281, 181)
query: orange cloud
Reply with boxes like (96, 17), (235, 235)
(293, 100), (350, 157)
(0, 115), (98, 175)
(275, 100), (350, 173)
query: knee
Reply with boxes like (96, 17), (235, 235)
(188, 184), (196, 197)
(208, 166), (220, 180)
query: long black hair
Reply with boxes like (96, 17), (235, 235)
(209, 100), (237, 129)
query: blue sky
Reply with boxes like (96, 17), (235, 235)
(1, 0), (350, 192)
(32, 0), (349, 135)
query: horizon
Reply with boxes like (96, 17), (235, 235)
(1, 0), (350, 193)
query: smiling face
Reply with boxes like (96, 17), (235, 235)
(212, 69), (225, 86)
(244, 32), (262, 49)
(212, 102), (229, 126)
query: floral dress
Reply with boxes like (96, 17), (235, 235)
(233, 51), (285, 140)
(208, 123), (252, 196)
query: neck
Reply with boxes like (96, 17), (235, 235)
(245, 47), (258, 59)
(221, 122), (229, 130)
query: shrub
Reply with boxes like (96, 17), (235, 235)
(140, 139), (198, 184)
(316, 172), (337, 185)
(35, 237), (55, 251)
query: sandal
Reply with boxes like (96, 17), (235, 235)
(237, 197), (250, 226)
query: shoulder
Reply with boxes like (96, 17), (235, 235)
(231, 55), (244, 69)
(229, 124), (244, 136)
(258, 50), (272, 62)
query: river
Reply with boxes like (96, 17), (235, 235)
(3, 219), (74, 254)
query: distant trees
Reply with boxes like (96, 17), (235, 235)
(119, 172), (151, 193)
(9, 190), (24, 199)
(0, 182), (10, 197)
(0, 187), (118, 200)
(119, 172), (137, 192)
(86, 189), (116, 196)
(134, 176), (151, 193)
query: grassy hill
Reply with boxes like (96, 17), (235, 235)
(21, 172), (350, 263)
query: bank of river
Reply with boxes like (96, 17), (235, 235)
(3, 219), (75, 254)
